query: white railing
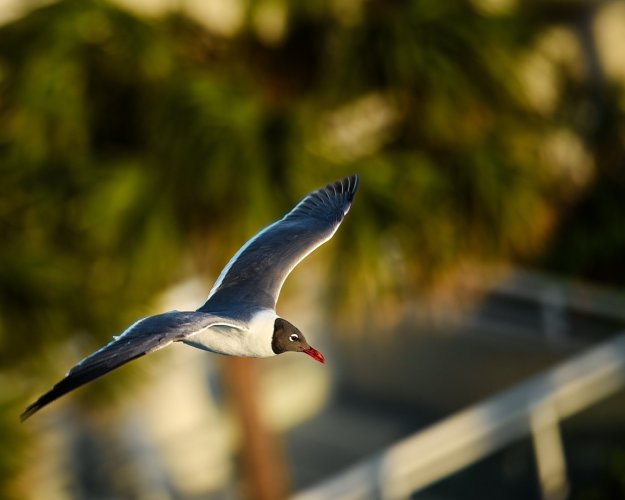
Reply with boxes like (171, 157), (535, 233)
(293, 333), (625, 500)
(464, 270), (625, 347)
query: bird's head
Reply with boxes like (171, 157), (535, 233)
(271, 318), (325, 364)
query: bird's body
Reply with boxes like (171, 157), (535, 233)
(21, 174), (359, 421)
(182, 309), (277, 358)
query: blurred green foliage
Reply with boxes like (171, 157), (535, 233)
(1, 0), (624, 496)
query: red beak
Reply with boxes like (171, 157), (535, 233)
(303, 347), (325, 364)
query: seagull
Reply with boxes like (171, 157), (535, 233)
(21, 174), (359, 421)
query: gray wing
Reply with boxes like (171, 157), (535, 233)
(199, 174), (359, 313)
(21, 311), (243, 421)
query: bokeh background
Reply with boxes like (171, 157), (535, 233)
(1, 0), (625, 498)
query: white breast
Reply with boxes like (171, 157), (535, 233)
(182, 310), (278, 358)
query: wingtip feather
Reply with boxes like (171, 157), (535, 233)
(20, 393), (53, 422)
(346, 173), (359, 198)
(324, 174), (359, 196)
(20, 406), (35, 423)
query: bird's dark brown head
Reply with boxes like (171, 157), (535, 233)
(271, 318), (325, 364)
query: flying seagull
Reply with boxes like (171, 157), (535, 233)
(21, 174), (359, 421)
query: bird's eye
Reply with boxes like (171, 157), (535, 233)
(289, 334), (299, 342)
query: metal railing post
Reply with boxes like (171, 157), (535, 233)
(530, 400), (569, 500)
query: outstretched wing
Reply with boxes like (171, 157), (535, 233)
(199, 174), (359, 313)
(21, 312), (244, 421)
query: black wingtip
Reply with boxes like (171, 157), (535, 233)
(21, 379), (76, 421)
(344, 173), (359, 202)
(20, 406), (36, 422)
(20, 395), (50, 422)
(326, 174), (359, 199)
(346, 173), (359, 199)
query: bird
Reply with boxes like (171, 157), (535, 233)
(21, 174), (359, 421)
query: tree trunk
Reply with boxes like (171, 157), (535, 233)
(222, 357), (289, 500)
